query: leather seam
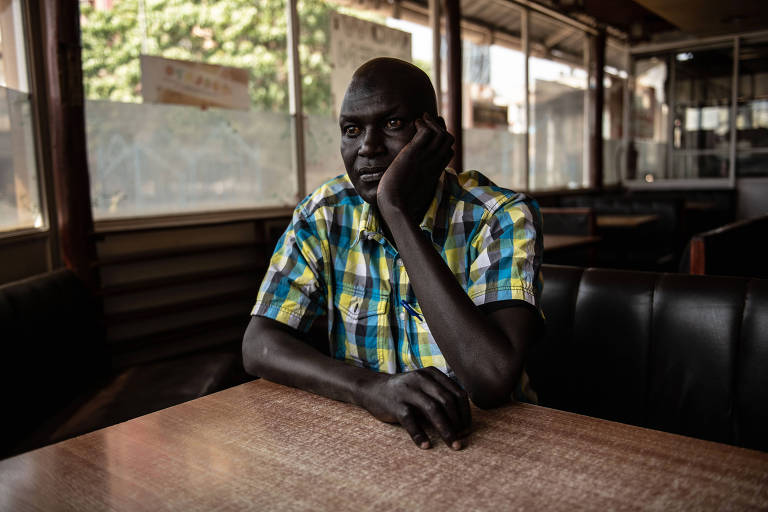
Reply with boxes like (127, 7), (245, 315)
(643, 272), (657, 429)
(730, 279), (749, 446)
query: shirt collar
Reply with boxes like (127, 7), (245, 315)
(354, 169), (451, 245)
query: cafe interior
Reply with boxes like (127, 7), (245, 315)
(1, 0), (767, 508)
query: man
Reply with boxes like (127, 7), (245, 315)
(243, 57), (542, 451)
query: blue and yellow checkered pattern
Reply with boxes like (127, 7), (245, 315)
(252, 169), (543, 377)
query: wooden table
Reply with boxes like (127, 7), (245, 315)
(596, 214), (660, 229)
(2, 380), (767, 511)
(543, 234), (601, 252)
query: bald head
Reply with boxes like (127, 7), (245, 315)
(338, 58), (445, 205)
(343, 57), (438, 118)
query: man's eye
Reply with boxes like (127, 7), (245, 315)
(345, 126), (361, 137)
(386, 119), (403, 129)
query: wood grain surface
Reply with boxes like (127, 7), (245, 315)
(1, 379), (767, 511)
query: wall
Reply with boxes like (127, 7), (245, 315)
(736, 177), (768, 220)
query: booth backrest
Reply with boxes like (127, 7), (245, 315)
(529, 264), (768, 452)
(540, 207), (596, 236)
(685, 214), (768, 278)
(0, 269), (108, 453)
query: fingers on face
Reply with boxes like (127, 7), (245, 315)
(421, 115), (454, 164)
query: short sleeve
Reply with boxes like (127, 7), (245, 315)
(251, 209), (327, 332)
(466, 196), (543, 310)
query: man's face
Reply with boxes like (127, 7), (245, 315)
(339, 83), (420, 205)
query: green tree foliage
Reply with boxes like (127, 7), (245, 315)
(80, 0), (334, 113)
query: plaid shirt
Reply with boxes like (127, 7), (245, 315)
(252, 169), (543, 377)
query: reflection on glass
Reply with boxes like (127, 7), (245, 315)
(737, 100), (768, 148)
(630, 56), (669, 181)
(604, 70), (626, 186)
(528, 14), (586, 189)
(738, 41), (768, 152)
(1, 0), (41, 232)
(672, 47), (732, 151)
(0, 87), (42, 231)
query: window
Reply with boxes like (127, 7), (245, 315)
(80, 0), (294, 219)
(603, 43), (628, 187)
(737, 39), (768, 177)
(0, 0), (43, 232)
(463, 15), (528, 191)
(80, 0), (630, 220)
(625, 38), (768, 187)
(528, 14), (587, 190)
(629, 55), (669, 182)
(671, 46), (732, 179)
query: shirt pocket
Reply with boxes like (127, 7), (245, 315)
(335, 284), (389, 367)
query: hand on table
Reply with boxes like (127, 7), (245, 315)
(359, 366), (471, 450)
(376, 113), (454, 219)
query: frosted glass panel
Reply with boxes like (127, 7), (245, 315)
(87, 100), (296, 218)
(305, 113), (345, 194)
(528, 26), (588, 190)
(464, 128), (526, 190)
(0, 86), (42, 231)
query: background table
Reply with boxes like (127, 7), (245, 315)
(1, 379), (767, 511)
(596, 214), (660, 229)
(543, 234), (601, 252)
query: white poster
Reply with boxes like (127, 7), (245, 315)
(329, 12), (412, 118)
(140, 55), (250, 110)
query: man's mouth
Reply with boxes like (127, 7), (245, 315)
(358, 166), (386, 183)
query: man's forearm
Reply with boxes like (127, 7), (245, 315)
(379, 206), (524, 407)
(243, 315), (472, 448)
(243, 316), (383, 407)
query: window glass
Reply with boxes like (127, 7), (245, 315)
(737, 39), (768, 177)
(1, 1), (43, 232)
(80, 0), (295, 219)
(629, 55), (669, 182)
(463, 12), (527, 191)
(528, 14), (587, 190)
(603, 56), (628, 186)
(629, 44), (736, 183)
(672, 47), (732, 154)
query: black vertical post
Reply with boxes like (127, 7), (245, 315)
(591, 28), (606, 190)
(445, 0), (462, 172)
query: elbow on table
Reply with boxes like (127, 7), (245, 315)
(241, 317), (271, 377)
(467, 373), (518, 410)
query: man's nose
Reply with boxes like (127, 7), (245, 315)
(358, 128), (384, 157)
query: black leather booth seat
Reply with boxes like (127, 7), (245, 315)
(0, 269), (109, 455)
(0, 269), (251, 458)
(529, 264), (768, 452)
